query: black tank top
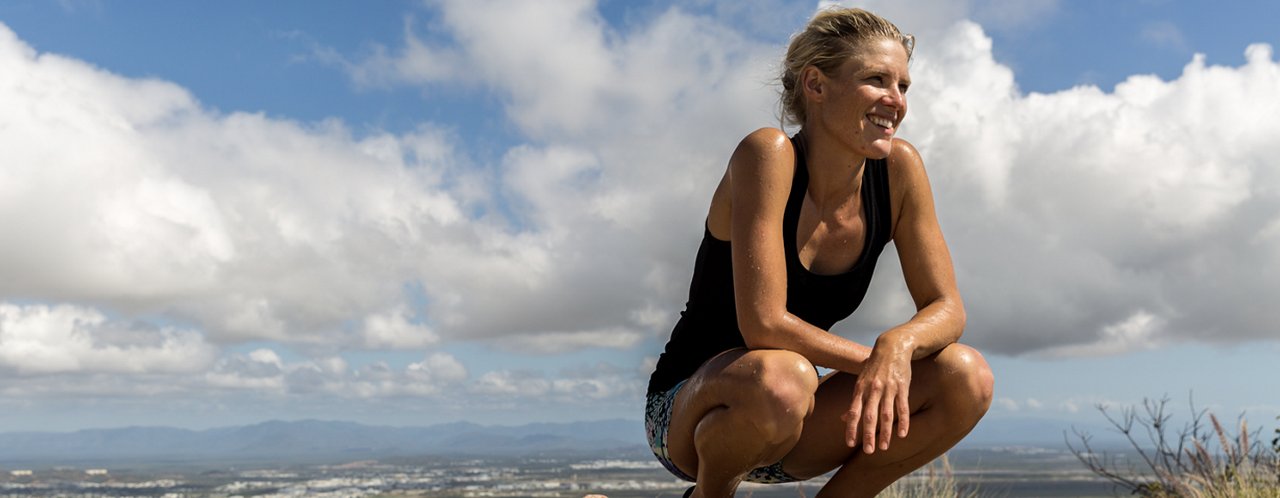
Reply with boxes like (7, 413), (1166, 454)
(647, 134), (894, 395)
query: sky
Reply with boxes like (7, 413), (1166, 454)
(0, 0), (1278, 437)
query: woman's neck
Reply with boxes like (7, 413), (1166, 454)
(797, 128), (866, 206)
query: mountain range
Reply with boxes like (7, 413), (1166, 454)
(0, 419), (647, 465)
(0, 415), (1117, 466)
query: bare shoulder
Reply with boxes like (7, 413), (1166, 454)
(885, 138), (932, 237)
(887, 138), (924, 175)
(732, 128), (794, 171)
(728, 127), (799, 194)
(886, 138), (930, 188)
(708, 128), (796, 239)
(743, 127), (791, 148)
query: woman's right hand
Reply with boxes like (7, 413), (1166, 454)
(843, 333), (913, 454)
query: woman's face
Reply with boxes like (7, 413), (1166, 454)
(810, 37), (911, 159)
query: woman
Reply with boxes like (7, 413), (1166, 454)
(645, 7), (994, 498)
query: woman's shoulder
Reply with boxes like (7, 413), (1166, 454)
(885, 138), (927, 186)
(886, 137), (923, 170)
(707, 129), (797, 240)
(730, 128), (797, 176)
(737, 127), (794, 156)
(883, 138), (928, 237)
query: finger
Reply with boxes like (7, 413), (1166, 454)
(877, 390), (895, 451)
(861, 385), (883, 454)
(844, 388), (864, 447)
(896, 386), (911, 439)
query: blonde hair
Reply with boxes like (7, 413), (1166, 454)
(779, 7), (914, 126)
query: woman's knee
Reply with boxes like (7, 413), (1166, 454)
(935, 343), (994, 415)
(745, 349), (819, 402)
(720, 349), (819, 439)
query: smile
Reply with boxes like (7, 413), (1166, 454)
(867, 114), (894, 130)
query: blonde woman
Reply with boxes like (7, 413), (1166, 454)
(645, 7), (994, 498)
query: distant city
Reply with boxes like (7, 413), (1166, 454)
(0, 451), (1119, 498)
(0, 457), (696, 497)
(0, 418), (1126, 497)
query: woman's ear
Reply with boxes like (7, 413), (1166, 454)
(801, 66), (825, 103)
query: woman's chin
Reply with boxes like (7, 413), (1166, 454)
(864, 140), (893, 160)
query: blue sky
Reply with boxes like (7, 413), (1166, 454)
(1, 0), (1278, 439)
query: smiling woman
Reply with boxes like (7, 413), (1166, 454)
(644, 7), (993, 498)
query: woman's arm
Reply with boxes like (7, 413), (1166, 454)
(844, 138), (965, 454)
(882, 138), (965, 357)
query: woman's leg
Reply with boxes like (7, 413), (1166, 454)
(665, 348), (821, 498)
(781, 343), (994, 498)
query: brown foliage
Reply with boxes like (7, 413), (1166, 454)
(1066, 395), (1280, 497)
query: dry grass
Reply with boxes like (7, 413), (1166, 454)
(878, 454), (975, 498)
(1068, 396), (1280, 497)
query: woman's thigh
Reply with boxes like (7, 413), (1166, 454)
(778, 340), (988, 476)
(664, 348), (820, 478)
(779, 344), (986, 479)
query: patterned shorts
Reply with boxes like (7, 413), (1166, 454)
(644, 380), (802, 484)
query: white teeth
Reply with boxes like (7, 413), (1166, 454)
(868, 115), (893, 129)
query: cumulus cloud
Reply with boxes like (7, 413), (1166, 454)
(472, 362), (642, 402)
(2, 18), (615, 356)
(894, 23), (1280, 356)
(206, 349), (469, 398)
(360, 305), (439, 349)
(0, 21), (480, 349)
(994, 397), (1020, 411)
(0, 3), (765, 406)
(0, 302), (216, 375)
(206, 349), (287, 391)
(320, 16), (472, 89)
(331, 0), (783, 349)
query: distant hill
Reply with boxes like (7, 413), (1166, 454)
(960, 414), (1126, 449)
(0, 419), (647, 465)
(0, 416), (1130, 466)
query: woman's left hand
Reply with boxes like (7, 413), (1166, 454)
(842, 333), (913, 454)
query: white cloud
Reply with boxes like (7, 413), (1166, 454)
(496, 329), (647, 354)
(325, 16), (471, 89)
(0, 22), (489, 352)
(361, 306), (439, 349)
(1037, 310), (1166, 358)
(472, 370), (552, 397)
(994, 397), (1019, 411)
(408, 353), (468, 383)
(0, 302), (216, 375)
(332, 2), (782, 348)
(205, 350), (471, 398)
(840, 22), (1280, 357)
(669, 4), (1277, 359)
(1140, 20), (1189, 51)
(470, 362), (643, 402)
(206, 348), (287, 391)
